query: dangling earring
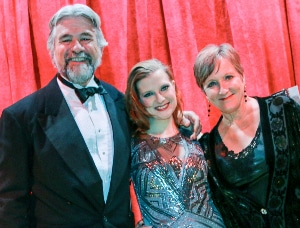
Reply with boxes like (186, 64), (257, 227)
(207, 101), (211, 117)
(244, 85), (248, 102)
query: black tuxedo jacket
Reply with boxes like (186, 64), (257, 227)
(0, 76), (134, 227)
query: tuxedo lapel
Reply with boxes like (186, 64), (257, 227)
(101, 85), (131, 207)
(37, 78), (105, 209)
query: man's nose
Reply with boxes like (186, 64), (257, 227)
(71, 40), (85, 53)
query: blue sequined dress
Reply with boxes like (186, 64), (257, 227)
(131, 132), (224, 227)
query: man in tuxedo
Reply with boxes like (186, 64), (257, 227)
(0, 4), (199, 228)
(0, 4), (133, 227)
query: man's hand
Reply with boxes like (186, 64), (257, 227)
(181, 111), (202, 140)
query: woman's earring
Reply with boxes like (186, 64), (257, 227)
(207, 101), (211, 117)
(244, 85), (248, 102)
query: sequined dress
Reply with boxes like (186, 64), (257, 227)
(131, 132), (225, 227)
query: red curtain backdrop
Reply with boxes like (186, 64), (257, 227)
(1, 0), (299, 132)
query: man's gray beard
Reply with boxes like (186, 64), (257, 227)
(66, 63), (94, 85)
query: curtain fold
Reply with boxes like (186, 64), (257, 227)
(1, 0), (299, 131)
(1, 0), (37, 110)
(286, 0), (300, 85)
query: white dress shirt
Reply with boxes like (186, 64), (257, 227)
(57, 76), (114, 202)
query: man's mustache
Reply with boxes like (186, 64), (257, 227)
(65, 52), (93, 65)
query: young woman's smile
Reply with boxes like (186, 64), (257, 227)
(137, 69), (177, 120)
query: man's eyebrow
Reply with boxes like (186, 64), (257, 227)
(58, 32), (93, 40)
(58, 34), (72, 40)
(80, 32), (93, 37)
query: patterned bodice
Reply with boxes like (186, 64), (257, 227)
(131, 133), (224, 227)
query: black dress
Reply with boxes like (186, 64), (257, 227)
(200, 93), (300, 228)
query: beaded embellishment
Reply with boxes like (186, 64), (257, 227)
(215, 125), (261, 160)
(226, 126), (261, 159)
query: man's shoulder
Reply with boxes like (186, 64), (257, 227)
(99, 80), (124, 99)
(100, 80), (120, 91)
(3, 77), (59, 114)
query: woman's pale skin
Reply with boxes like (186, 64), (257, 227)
(136, 69), (186, 160)
(203, 57), (260, 153)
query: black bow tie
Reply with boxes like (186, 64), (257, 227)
(58, 75), (107, 103)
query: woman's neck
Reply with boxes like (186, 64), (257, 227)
(147, 118), (179, 138)
(221, 97), (257, 128)
(218, 97), (260, 153)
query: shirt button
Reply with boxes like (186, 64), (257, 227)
(102, 152), (105, 155)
